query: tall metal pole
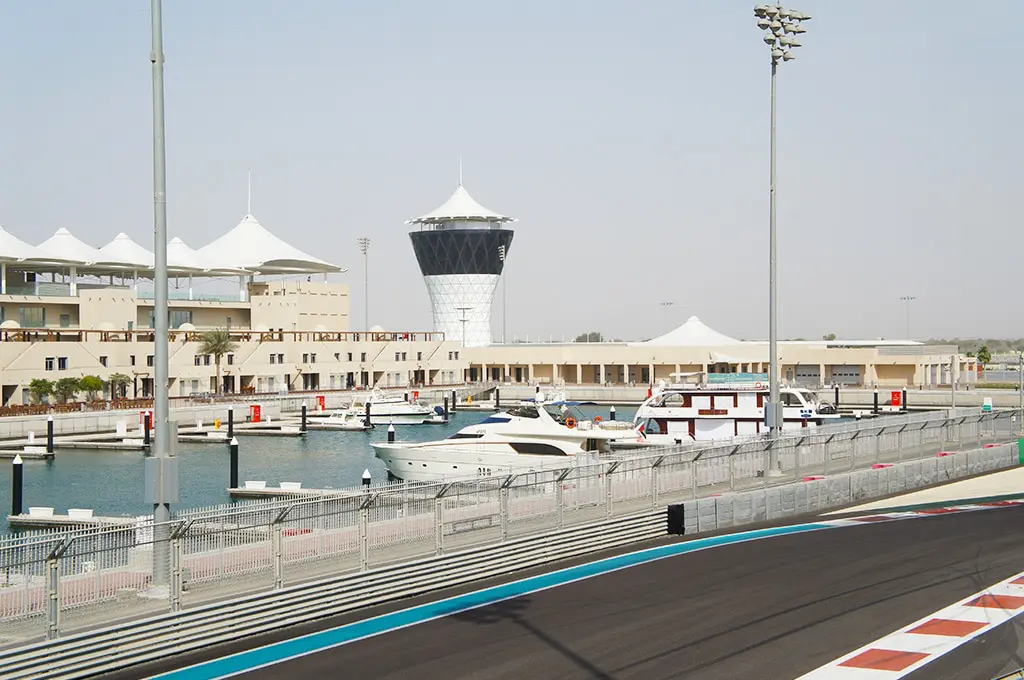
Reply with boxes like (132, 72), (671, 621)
(1018, 350), (1022, 430)
(767, 57), (782, 470)
(150, 0), (172, 586)
(358, 237), (370, 331)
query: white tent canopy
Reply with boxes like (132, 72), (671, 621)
(38, 228), (134, 271)
(636, 316), (743, 347)
(196, 214), (344, 274)
(168, 237), (249, 275)
(0, 226), (74, 265)
(100, 233), (153, 269)
(407, 184), (516, 224)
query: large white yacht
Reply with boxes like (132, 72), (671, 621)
(629, 372), (840, 446)
(372, 392), (638, 482)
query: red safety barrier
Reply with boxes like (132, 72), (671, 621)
(872, 463), (893, 469)
(803, 475), (825, 482)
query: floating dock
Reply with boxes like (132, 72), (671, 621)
(6, 512), (136, 530)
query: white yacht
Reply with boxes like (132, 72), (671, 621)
(353, 389), (435, 425)
(629, 373), (840, 446)
(372, 392), (638, 482)
(305, 409), (374, 431)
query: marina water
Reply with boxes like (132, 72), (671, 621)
(0, 405), (635, 531)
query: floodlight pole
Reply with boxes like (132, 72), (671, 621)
(358, 237), (370, 331)
(149, 0), (172, 587)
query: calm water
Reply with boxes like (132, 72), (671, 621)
(0, 404), (635, 529)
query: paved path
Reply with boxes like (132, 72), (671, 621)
(101, 503), (1024, 680)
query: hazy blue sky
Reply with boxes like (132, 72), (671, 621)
(1, 1), (1021, 342)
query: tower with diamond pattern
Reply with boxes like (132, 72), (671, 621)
(407, 183), (515, 347)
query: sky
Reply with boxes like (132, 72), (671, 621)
(1, 1), (1021, 343)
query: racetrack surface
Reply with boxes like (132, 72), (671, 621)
(106, 505), (1024, 680)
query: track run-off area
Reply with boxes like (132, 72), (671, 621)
(94, 493), (1024, 680)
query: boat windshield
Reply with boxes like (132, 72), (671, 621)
(798, 389), (819, 405)
(505, 404), (540, 419)
(541, 403), (586, 424)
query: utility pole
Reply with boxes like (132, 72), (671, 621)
(498, 245), (507, 344)
(358, 237), (370, 330)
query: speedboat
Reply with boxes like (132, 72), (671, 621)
(352, 389), (434, 425)
(372, 392), (639, 482)
(629, 372), (841, 446)
(306, 409), (373, 431)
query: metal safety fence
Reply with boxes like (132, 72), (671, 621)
(0, 408), (1018, 642)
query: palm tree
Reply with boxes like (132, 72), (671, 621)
(198, 329), (238, 395)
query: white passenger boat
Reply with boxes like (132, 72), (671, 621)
(372, 392), (639, 482)
(305, 409), (373, 431)
(629, 372), (840, 446)
(352, 389), (434, 425)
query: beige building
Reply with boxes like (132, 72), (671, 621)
(464, 317), (978, 389)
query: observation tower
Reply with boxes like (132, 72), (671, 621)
(407, 183), (515, 347)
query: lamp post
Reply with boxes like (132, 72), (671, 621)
(456, 306), (472, 348)
(754, 3), (810, 474)
(900, 295), (916, 340)
(357, 237), (370, 331)
(498, 245), (507, 344)
(149, 0), (174, 588)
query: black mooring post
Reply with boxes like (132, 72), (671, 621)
(301, 403), (307, 432)
(12, 455), (24, 516)
(834, 384), (840, 408)
(364, 401), (371, 428)
(387, 423), (395, 443)
(144, 412), (152, 445)
(902, 388), (908, 412)
(873, 389), (879, 414)
(495, 388), (500, 409)
(46, 415), (54, 454)
(443, 397), (449, 421)
(227, 408), (234, 439)
(229, 437), (239, 489)
(451, 390), (457, 412)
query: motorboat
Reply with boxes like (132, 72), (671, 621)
(305, 408), (373, 431)
(629, 372), (841, 446)
(352, 389), (434, 425)
(372, 392), (639, 482)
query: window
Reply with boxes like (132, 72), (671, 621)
(227, 354), (234, 366)
(360, 352), (366, 362)
(45, 357), (54, 371)
(99, 356), (108, 367)
(270, 354), (277, 365)
(347, 352), (353, 362)
(454, 351), (459, 360)
(417, 352), (422, 361)
(130, 355), (136, 366)
(195, 355), (202, 366)
(395, 352), (400, 361)
(147, 355), (154, 367)
(278, 353), (284, 364)
(170, 310), (192, 329)
(204, 355), (211, 366)
(401, 352), (407, 361)
(59, 314), (71, 328)
(335, 353), (340, 361)
(58, 357), (68, 371)
(19, 306), (44, 328)
(310, 353), (316, 364)
(302, 353), (309, 363)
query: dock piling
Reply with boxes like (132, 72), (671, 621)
(902, 388), (908, 412)
(387, 423), (395, 443)
(362, 468), (371, 491)
(12, 454), (23, 516)
(834, 384), (840, 408)
(229, 437), (239, 489)
(443, 397), (449, 421)
(610, 405), (617, 421)
(873, 389), (879, 414)
(363, 401), (371, 428)
(46, 415), (54, 454)
(495, 388), (500, 409)
(144, 412), (152, 446)
(451, 390), (457, 412)
(228, 408), (234, 439)
(301, 403), (307, 433)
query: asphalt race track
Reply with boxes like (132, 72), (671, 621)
(107, 506), (1024, 680)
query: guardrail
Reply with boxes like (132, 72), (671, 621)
(0, 409), (1017, 644)
(0, 439), (1016, 679)
(0, 512), (664, 680)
